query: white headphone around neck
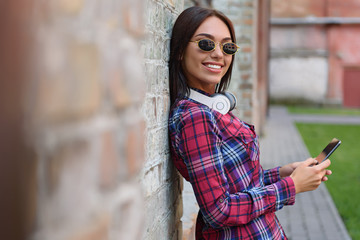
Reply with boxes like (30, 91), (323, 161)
(188, 89), (237, 115)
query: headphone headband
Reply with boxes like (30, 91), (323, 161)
(188, 89), (236, 115)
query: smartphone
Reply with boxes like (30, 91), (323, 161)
(315, 138), (341, 163)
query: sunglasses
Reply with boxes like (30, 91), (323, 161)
(190, 39), (240, 55)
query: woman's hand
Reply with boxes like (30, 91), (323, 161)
(290, 158), (332, 194)
(279, 161), (302, 178)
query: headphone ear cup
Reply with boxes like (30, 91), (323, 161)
(211, 93), (231, 115)
(223, 92), (237, 111)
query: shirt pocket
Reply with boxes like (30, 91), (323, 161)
(239, 128), (260, 162)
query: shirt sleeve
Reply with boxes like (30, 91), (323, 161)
(177, 107), (296, 228)
(263, 167), (281, 185)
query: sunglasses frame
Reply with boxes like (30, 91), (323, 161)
(190, 38), (240, 55)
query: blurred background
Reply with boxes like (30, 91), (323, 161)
(0, 0), (358, 239)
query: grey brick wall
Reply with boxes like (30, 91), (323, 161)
(27, 0), (149, 239)
(1, 0), (259, 239)
(142, 0), (184, 239)
(22, 0), (184, 239)
(22, 0), (183, 239)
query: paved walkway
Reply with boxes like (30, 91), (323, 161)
(260, 106), (352, 240)
(182, 106), (354, 240)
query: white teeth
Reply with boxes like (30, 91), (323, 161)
(206, 64), (221, 69)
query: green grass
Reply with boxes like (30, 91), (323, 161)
(295, 123), (360, 239)
(288, 106), (360, 116)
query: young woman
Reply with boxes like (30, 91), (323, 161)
(168, 6), (332, 240)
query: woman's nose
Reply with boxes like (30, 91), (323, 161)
(210, 43), (224, 58)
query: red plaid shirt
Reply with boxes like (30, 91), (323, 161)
(168, 91), (296, 239)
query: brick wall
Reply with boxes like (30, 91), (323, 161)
(2, 0), (183, 239)
(27, 0), (149, 239)
(142, 0), (184, 239)
(0, 0), (260, 239)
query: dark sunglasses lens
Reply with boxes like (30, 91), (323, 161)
(223, 43), (238, 55)
(198, 39), (215, 51)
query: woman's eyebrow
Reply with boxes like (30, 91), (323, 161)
(223, 37), (232, 41)
(194, 33), (232, 41)
(194, 33), (213, 38)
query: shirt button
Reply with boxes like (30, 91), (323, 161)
(219, 198), (224, 203)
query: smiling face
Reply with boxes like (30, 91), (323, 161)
(182, 16), (233, 94)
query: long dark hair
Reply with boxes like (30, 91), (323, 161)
(169, 6), (236, 105)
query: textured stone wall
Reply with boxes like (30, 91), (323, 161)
(142, 0), (184, 239)
(27, 0), (148, 239)
(1, 0), (260, 239)
(19, 0), (183, 239)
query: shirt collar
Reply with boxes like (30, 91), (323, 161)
(189, 87), (212, 97)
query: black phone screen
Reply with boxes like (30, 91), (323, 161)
(315, 138), (341, 163)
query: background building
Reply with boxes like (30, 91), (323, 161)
(270, 0), (360, 107)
